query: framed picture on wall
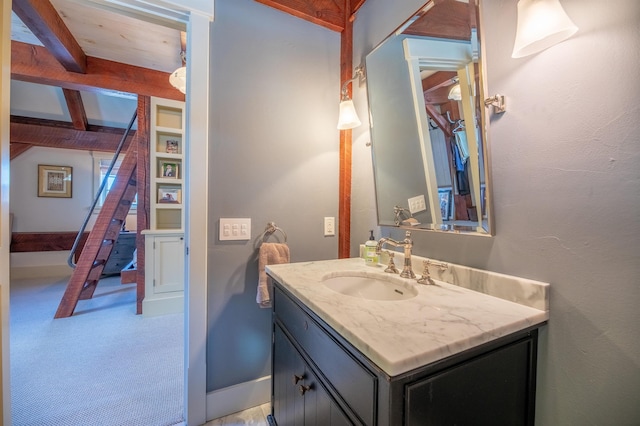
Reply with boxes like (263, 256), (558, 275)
(160, 161), (179, 179)
(438, 187), (452, 220)
(158, 187), (181, 204)
(38, 164), (72, 198)
(165, 139), (180, 153)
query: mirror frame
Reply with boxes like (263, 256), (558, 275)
(365, 0), (494, 236)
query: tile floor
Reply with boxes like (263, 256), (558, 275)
(204, 403), (271, 426)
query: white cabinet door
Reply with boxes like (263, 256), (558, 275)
(153, 234), (184, 294)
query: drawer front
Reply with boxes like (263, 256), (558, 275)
(103, 233), (136, 274)
(274, 285), (376, 425)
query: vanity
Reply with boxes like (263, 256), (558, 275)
(266, 257), (549, 425)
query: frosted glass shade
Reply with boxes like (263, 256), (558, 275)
(169, 66), (187, 94)
(512, 0), (578, 58)
(337, 99), (362, 130)
(448, 84), (462, 101)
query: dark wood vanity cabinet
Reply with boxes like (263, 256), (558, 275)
(270, 280), (539, 426)
(273, 325), (352, 425)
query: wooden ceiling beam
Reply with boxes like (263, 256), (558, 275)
(422, 71), (457, 93)
(12, 0), (87, 73)
(424, 86), (454, 105)
(426, 104), (452, 139)
(403, 0), (471, 41)
(255, 0), (345, 32)
(11, 115), (130, 134)
(10, 116), (135, 152)
(351, 0), (366, 17)
(10, 142), (33, 160)
(11, 41), (184, 101)
(62, 88), (88, 130)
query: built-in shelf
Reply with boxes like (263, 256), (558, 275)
(150, 97), (185, 232)
(144, 97), (186, 316)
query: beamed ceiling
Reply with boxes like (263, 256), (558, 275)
(9, 0), (369, 160)
(9, 0), (469, 160)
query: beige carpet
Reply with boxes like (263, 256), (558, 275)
(10, 275), (184, 426)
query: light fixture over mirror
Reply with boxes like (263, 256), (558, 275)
(512, 0), (578, 58)
(337, 66), (365, 130)
(365, 0), (494, 236)
(170, 50), (187, 94)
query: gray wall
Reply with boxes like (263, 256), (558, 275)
(352, 0), (640, 424)
(207, 0), (340, 391)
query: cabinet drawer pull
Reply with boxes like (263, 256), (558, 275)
(293, 374), (304, 385)
(299, 384), (311, 396)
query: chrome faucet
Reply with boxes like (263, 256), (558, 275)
(376, 230), (415, 279)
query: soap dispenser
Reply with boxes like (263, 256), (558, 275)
(364, 230), (379, 266)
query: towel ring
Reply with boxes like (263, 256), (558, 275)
(261, 222), (287, 243)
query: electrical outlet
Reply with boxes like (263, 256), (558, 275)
(408, 195), (427, 214)
(219, 218), (251, 241)
(324, 217), (335, 236)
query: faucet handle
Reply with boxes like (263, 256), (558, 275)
(383, 250), (399, 274)
(417, 260), (435, 285)
(417, 259), (448, 285)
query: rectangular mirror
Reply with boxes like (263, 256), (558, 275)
(366, 0), (493, 236)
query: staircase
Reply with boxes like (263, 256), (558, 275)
(54, 142), (138, 319)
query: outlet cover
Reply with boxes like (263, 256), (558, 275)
(324, 217), (335, 236)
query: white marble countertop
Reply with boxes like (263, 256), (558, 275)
(267, 257), (549, 377)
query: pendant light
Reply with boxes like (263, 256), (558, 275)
(170, 50), (187, 94)
(448, 84), (462, 101)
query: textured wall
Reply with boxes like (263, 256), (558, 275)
(352, 0), (640, 423)
(207, 0), (340, 391)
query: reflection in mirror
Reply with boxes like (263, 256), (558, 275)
(366, 0), (493, 235)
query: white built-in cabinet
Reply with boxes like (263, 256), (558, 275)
(142, 97), (185, 317)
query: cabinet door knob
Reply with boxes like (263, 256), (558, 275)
(292, 374), (304, 385)
(299, 384), (311, 396)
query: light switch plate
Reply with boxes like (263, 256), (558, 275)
(408, 195), (427, 214)
(219, 218), (251, 241)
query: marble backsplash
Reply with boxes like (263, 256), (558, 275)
(362, 245), (549, 311)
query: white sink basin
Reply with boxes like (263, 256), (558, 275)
(321, 273), (418, 301)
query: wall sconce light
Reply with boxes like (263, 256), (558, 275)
(448, 84), (462, 101)
(337, 66), (365, 130)
(512, 0), (578, 58)
(169, 50), (187, 94)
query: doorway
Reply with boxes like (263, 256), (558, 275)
(1, 1), (212, 424)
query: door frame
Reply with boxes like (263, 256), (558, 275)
(0, 1), (213, 425)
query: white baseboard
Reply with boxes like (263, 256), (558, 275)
(142, 294), (184, 317)
(10, 265), (71, 280)
(206, 375), (271, 421)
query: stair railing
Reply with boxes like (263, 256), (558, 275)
(67, 110), (138, 269)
